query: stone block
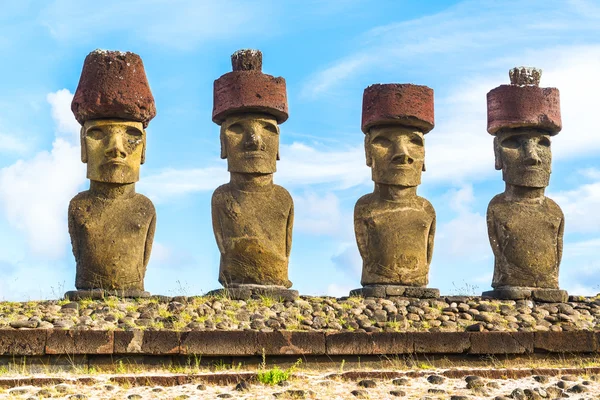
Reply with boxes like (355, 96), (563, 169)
(257, 331), (326, 355)
(482, 288), (532, 300)
(534, 331), (596, 353)
(74, 330), (113, 354)
(137, 330), (180, 355)
(532, 289), (568, 303)
(114, 330), (144, 354)
(469, 332), (533, 354)
(326, 332), (412, 355)
(181, 331), (257, 356)
(413, 332), (470, 353)
(349, 286), (386, 298)
(46, 330), (75, 354)
(0, 330), (45, 356)
(403, 287), (440, 298)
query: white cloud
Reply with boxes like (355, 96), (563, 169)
(331, 243), (362, 277)
(434, 185), (489, 261)
(551, 179), (600, 234)
(39, 0), (275, 50)
(293, 191), (343, 236)
(326, 283), (354, 297)
(139, 167), (227, 203)
(0, 89), (85, 259)
(0, 132), (29, 154)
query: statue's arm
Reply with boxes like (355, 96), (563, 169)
(557, 215), (564, 266)
(286, 201), (294, 258)
(354, 205), (369, 261)
(67, 201), (80, 261)
(143, 212), (156, 270)
(486, 206), (502, 259)
(211, 193), (226, 254)
(427, 211), (436, 266)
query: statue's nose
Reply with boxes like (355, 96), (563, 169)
(244, 129), (262, 150)
(105, 133), (127, 158)
(392, 142), (413, 164)
(523, 141), (542, 166)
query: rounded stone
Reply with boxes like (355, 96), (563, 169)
(486, 85), (561, 135)
(71, 50), (156, 128)
(361, 84), (434, 133)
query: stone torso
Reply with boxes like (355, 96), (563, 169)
(487, 194), (563, 288)
(212, 183), (293, 287)
(68, 191), (156, 291)
(354, 194), (435, 286)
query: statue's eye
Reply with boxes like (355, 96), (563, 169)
(228, 123), (244, 134)
(372, 136), (391, 146)
(538, 137), (551, 147)
(86, 128), (105, 140)
(410, 136), (423, 146)
(126, 127), (143, 137)
(262, 122), (278, 134)
(501, 137), (519, 149)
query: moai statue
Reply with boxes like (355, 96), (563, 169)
(65, 50), (157, 300)
(350, 84), (439, 299)
(207, 49), (297, 301)
(482, 67), (567, 303)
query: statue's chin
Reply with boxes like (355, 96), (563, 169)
(503, 170), (550, 188)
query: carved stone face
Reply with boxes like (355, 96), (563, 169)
(221, 113), (279, 174)
(82, 119), (145, 184)
(494, 128), (551, 188)
(366, 125), (425, 187)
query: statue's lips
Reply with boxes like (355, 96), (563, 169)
(243, 151), (268, 159)
(102, 159), (127, 166)
(389, 163), (414, 169)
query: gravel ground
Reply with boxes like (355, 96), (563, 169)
(1, 295), (598, 333)
(0, 370), (599, 399)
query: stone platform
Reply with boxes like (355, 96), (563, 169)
(482, 287), (568, 303)
(350, 285), (440, 298)
(64, 289), (151, 300)
(205, 284), (299, 301)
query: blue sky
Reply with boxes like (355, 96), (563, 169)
(1, 0), (600, 300)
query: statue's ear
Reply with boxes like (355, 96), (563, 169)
(494, 136), (503, 170)
(276, 125), (281, 160)
(141, 130), (147, 165)
(220, 129), (227, 159)
(80, 126), (87, 163)
(364, 133), (372, 167)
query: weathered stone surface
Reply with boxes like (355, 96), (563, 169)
(485, 69), (565, 299)
(469, 332), (533, 354)
(352, 84), (439, 297)
(114, 330), (145, 354)
(139, 331), (180, 354)
(0, 329), (45, 355)
(46, 330), (113, 354)
(212, 50), (293, 290)
(534, 331), (596, 353)
(362, 84), (434, 133)
(181, 331), (257, 355)
(482, 288), (532, 300)
(487, 70), (561, 135)
(71, 50), (156, 128)
(257, 331), (325, 355)
(206, 286), (298, 301)
(413, 332), (470, 353)
(351, 285), (439, 298)
(213, 50), (288, 124)
(531, 289), (568, 303)
(69, 50), (156, 295)
(355, 84), (437, 295)
(65, 289), (150, 300)
(326, 332), (412, 355)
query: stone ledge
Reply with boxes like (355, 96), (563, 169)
(1, 329), (598, 356)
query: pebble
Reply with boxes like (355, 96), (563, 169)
(351, 389), (369, 398)
(426, 375), (445, 384)
(2, 295), (600, 333)
(390, 390), (406, 396)
(358, 379), (376, 388)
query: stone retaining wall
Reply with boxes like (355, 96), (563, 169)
(1, 330), (598, 357)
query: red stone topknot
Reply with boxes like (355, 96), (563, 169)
(487, 67), (561, 135)
(213, 49), (288, 125)
(361, 84), (435, 134)
(71, 50), (156, 128)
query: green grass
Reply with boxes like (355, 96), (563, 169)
(257, 355), (302, 386)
